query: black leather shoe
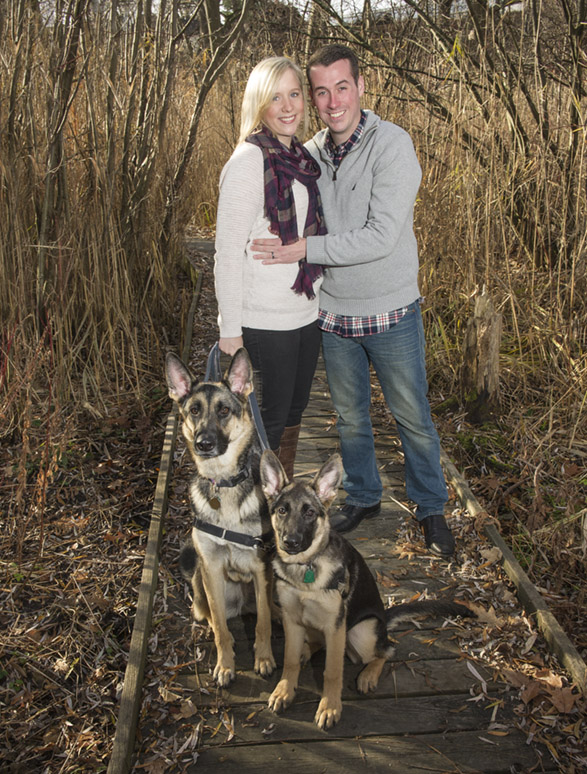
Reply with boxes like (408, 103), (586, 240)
(330, 502), (381, 534)
(421, 514), (455, 557)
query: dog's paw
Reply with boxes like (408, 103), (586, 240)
(314, 697), (342, 729)
(213, 661), (235, 687)
(356, 673), (378, 693)
(268, 680), (295, 713)
(356, 658), (385, 694)
(254, 653), (276, 677)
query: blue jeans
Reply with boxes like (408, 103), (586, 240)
(321, 302), (447, 521)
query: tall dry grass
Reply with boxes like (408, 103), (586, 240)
(1, 2), (585, 575)
(185, 6), (586, 586)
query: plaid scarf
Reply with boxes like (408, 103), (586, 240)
(246, 127), (326, 299)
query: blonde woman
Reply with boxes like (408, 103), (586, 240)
(214, 57), (326, 476)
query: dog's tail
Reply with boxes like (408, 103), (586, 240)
(179, 539), (198, 581)
(385, 599), (475, 630)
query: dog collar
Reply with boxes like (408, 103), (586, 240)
(193, 517), (273, 552)
(205, 467), (250, 510)
(206, 467), (249, 488)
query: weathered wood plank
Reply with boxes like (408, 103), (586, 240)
(177, 656), (496, 706)
(441, 450), (587, 695)
(107, 408), (179, 774)
(187, 729), (551, 773)
(159, 692), (514, 747)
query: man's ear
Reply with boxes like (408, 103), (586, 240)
(357, 75), (365, 98)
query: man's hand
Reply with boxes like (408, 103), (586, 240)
(251, 237), (307, 265)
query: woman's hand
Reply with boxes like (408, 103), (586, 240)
(219, 336), (243, 356)
(251, 237), (307, 264)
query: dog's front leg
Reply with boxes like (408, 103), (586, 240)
(315, 622), (346, 729)
(268, 613), (305, 714)
(200, 565), (235, 686)
(252, 567), (276, 676)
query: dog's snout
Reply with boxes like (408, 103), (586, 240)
(196, 436), (216, 454)
(282, 534), (302, 553)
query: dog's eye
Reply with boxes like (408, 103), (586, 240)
(304, 508), (315, 520)
(276, 506), (287, 516)
(189, 404), (200, 416)
(218, 405), (230, 417)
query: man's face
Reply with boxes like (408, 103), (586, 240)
(309, 58), (365, 146)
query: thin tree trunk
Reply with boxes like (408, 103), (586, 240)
(37, 0), (89, 329)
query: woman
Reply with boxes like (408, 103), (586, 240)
(214, 57), (326, 477)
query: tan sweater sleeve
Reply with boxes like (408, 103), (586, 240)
(214, 144), (264, 338)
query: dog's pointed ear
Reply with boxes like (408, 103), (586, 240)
(225, 348), (254, 398)
(260, 449), (288, 501)
(313, 454), (343, 506)
(165, 352), (194, 402)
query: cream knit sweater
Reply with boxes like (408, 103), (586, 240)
(214, 142), (322, 337)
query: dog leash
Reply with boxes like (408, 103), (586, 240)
(193, 517), (273, 552)
(205, 342), (270, 451)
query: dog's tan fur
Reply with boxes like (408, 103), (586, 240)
(260, 450), (473, 728)
(166, 349), (275, 686)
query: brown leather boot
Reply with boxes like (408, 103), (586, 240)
(277, 424), (301, 480)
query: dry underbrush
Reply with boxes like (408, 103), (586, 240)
(2, 241), (585, 773)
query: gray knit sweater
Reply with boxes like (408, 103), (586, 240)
(305, 110), (422, 317)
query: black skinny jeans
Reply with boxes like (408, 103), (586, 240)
(242, 321), (321, 450)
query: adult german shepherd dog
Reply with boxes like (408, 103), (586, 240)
(260, 450), (473, 729)
(165, 348), (275, 686)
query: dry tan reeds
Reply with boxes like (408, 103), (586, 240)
(0, 7), (585, 768)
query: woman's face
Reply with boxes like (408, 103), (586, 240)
(262, 68), (304, 147)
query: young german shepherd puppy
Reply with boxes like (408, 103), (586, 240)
(260, 450), (473, 729)
(166, 349), (275, 686)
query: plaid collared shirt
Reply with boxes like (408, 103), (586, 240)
(320, 110), (408, 337)
(318, 307), (409, 337)
(324, 110), (367, 168)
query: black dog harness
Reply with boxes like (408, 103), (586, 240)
(194, 343), (272, 552)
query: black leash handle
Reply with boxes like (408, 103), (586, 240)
(205, 342), (270, 451)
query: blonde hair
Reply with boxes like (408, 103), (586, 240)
(238, 57), (309, 144)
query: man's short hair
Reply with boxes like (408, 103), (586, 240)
(306, 44), (360, 85)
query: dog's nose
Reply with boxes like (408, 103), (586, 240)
(196, 438), (215, 453)
(282, 535), (301, 553)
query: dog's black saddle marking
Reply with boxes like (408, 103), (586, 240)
(194, 517), (273, 551)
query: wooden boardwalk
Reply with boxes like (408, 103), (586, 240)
(117, 358), (566, 774)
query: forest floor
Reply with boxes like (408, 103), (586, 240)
(0, 233), (585, 772)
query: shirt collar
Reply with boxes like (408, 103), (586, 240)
(325, 110), (367, 165)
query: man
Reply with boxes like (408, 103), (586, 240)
(252, 44), (455, 557)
